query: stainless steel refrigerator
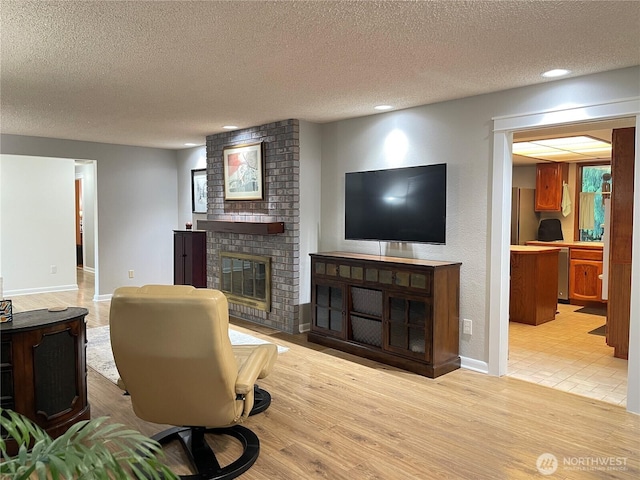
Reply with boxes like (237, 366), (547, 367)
(510, 187), (539, 245)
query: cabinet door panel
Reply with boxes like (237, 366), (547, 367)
(535, 163), (568, 211)
(408, 300), (427, 325)
(174, 234), (186, 285)
(316, 307), (329, 329)
(316, 284), (330, 306)
(330, 287), (343, 309)
(569, 260), (602, 301)
(385, 295), (430, 362)
(312, 283), (345, 336)
(330, 310), (343, 333)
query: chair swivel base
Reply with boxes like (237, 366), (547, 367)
(249, 384), (271, 416)
(151, 425), (259, 480)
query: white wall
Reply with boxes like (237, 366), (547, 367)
(512, 165), (536, 189)
(1, 155), (77, 294)
(321, 103), (493, 361)
(320, 66), (640, 365)
(176, 146), (207, 229)
(0, 136), (179, 298)
(299, 121), (322, 331)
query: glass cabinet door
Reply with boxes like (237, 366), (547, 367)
(313, 283), (344, 336)
(386, 295), (431, 361)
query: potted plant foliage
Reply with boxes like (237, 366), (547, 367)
(0, 408), (178, 479)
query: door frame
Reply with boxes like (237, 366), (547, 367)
(488, 98), (640, 414)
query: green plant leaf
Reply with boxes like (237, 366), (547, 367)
(0, 409), (179, 480)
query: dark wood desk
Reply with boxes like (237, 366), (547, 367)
(1, 307), (91, 443)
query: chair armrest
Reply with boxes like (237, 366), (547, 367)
(235, 347), (271, 395)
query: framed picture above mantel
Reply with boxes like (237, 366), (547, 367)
(223, 142), (264, 200)
(191, 168), (207, 213)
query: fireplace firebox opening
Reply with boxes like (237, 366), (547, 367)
(220, 252), (271, 312)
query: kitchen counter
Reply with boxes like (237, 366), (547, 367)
(511, 245), (561, 254)
(526, 240), (603, 250)
(526, 240), (605, 304)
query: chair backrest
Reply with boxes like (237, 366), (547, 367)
(537, 218), (564, 241)
(109, 285), (244, 427)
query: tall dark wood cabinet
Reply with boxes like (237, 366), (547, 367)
(309, 252), (461, 378)
(174, 230), (207, 288)
(607, 127), (635, 359)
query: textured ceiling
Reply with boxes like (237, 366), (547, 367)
(1, 1), (639, 150)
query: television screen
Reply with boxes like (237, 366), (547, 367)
(345, 164), (446, 244)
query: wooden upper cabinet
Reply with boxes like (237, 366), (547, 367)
(535, 163), (569, 211)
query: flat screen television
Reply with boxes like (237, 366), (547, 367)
(345, 164), (446, 244)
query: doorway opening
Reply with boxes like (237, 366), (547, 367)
(508, 120), (631, 406)
(75, 178), (83, 267)
(74, 160), (98, 299)
(489, 99), (640, 414)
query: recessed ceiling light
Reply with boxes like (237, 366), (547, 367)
(223, 125), (238, 130)
(542, 69), (571, 78)
(374, 105), (393, 111)
(184, 143), (198, 147)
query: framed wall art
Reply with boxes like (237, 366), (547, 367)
(191, 168), (207, 213)
(223, 142), (264, 200)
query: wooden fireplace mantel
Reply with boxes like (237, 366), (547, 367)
(197, 220), (285, 235)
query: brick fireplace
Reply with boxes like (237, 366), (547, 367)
(202, 119), (301, 333)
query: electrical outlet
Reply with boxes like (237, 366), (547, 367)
(463, 318), (472, 335)
(128, 270), (134, 278)
(50, 265), (57, 274)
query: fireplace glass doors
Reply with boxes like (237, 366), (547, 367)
(220, 252), (271, 311)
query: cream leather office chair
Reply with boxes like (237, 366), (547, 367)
(109, 285), (277, 480)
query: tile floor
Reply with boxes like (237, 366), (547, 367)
(508, 303), (628, 407)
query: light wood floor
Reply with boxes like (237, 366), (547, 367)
(9, 270), (640, 479)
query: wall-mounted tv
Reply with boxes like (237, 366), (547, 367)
(345, 164), (447, 244)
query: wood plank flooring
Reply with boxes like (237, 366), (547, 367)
(8, 270), (640, 479)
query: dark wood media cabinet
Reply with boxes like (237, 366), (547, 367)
(308, 252), (461, 378)
(1, 308), (91, 453)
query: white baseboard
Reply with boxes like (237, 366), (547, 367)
(94, 293), (112, 302)
(5, 284), (78, 297)
(460, 356), (489, 374)
(83, 266), (96, 274)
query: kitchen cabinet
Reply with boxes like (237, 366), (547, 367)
(526, 241), (605, 304)
(309, 252), (461, 378)
(535, 163), (569, 212)
(174, 230), (207, 288)
(510, 246), (560, 325)
(569, 248), (603, 302)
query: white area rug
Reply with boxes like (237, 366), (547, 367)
(86, 325), (287, 385)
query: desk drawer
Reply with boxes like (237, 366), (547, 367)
(570, 248), (603, 261)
